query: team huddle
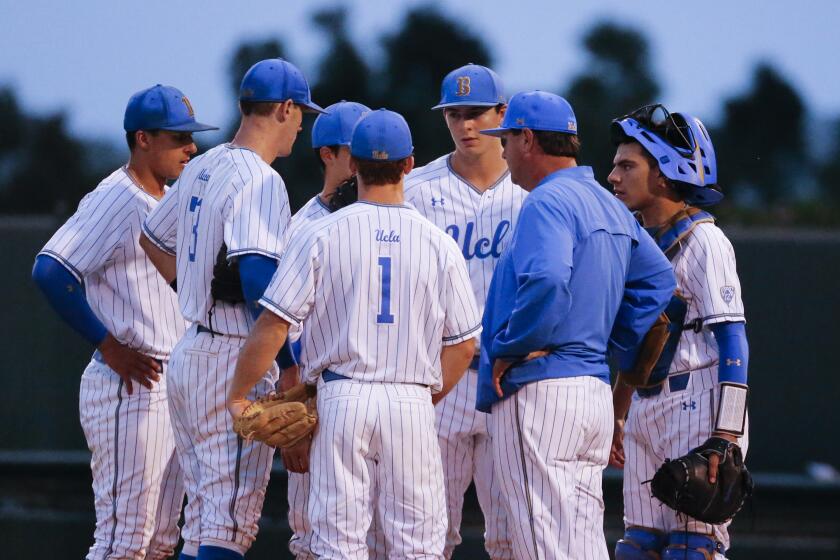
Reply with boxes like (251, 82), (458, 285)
(33, 59), (752, 560)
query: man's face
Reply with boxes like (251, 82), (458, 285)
(608, 142), (661, 212)
(277, 103), (304, 157)
(500, 131), (526, 186)
(443, 105), (504, 156)
(147, 130), (197, 180)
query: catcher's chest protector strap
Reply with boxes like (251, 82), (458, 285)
(651, 207), (715, 261)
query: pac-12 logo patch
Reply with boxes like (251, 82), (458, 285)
(455, 76), (471, 96)
(720, 286), (735, 304)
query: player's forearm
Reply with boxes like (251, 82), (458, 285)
(612, 375), (635, 421)
(139, 233), (176, 283)
(229, 311), (290, 402)
(434, 337), (476, 405)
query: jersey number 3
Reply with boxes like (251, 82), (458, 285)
(188, 196), (202, 262)
(377, 256), (395, 324)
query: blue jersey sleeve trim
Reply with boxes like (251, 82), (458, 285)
(226, 248), (284, 261)
(258, 297), (304, 326)
(141, 222), (176, 255)
(443, 324), (482, 346)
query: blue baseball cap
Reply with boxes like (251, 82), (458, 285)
(312, 101), (371, 148)
(123, 85), (218, 132)
(481, 91), (578, 136)
(239, 58), (325, 114)
(432, 63), (506, 110)
(350, 109), (413, 161)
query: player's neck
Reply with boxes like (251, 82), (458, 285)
(231, 121), (281, 164)
(320, 170), (349, 200)
(638, 199), (687, 229)
(522, 156), (577, 192)
(357, 181), (405, 205)
(449, 148), (508, 192)
(126, 160), (166, 199)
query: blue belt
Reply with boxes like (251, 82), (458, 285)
(636, 371), (691, 398)
(322, 369), (350, 383)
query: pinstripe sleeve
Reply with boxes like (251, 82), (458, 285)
(142, 182), (180, 255)
(224, 168), (291, 261)
(441, 239), (482, 345)
(40, 187), (134, 280)
(259, 229), (320, 326)
(683, 225), (745, 326)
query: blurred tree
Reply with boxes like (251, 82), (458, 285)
(0, 87), (25, 156)
(378, 8), (493, 165)
(311, 6), (371, 106)
(565, 22), (660, 185)
(818, 118), (840, 206)
(714, 63), (808, 206)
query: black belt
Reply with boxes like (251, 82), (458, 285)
(636, 371), (691, 398)
(196, 324), (244, 338)
(322, 370), (350, 383)
(469, 355), (480, 371)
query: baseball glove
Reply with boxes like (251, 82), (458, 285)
(233, 383), (318, 449)
(327, 176), (358, 212)
(651, 436), (753, 524)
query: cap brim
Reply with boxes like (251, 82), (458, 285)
(299, 101), (327, 114)
(479, 127), (510, 137)
(431, 101), (501, 110)
(163, 121), (220, 132)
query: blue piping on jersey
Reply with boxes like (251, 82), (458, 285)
(355, 200), (412, 209)
(32, 253), (108, 347)
(445, 153), (510, 196)
(710, 321), (748, 384)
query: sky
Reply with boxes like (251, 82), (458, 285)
(1, 0), (838, 145)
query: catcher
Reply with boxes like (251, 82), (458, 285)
(607, 105), (751, 560)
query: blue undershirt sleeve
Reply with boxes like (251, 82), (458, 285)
(32, 254), (108, 347)
(238, 253), (296, 368)
(710, 321), (749, 384)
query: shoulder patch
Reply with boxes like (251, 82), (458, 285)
(720, 286), (736, 304)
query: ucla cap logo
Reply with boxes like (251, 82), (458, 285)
(455, 76), (471, 97)
(515, 118), (525, 126)
(567, 120), (577, 132)
(241, 88), (254, 99)
(181, 97), (195, 117)
(372, 150), (389, 160)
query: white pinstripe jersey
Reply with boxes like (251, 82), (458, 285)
(288, 194), (331, 240)
(404, 154), (526, 321)
(39, 167), (186, 359)
(670, 222), (746, 373)
(143, 144), (291, 337)
(261, 201), (481, 390)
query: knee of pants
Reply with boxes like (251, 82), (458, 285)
(615, 527), (666, 559)
(662, 532), (724, 560)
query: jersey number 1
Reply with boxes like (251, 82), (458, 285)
(188, 196), (202, 262)
(377, 256), (394, 324)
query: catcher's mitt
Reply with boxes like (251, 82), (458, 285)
(233, 383), (317, 449)
(327, 176), (358, 212)
(651, 436), (753, 524)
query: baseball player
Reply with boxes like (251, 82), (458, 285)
(281, 100), (373, 560)
(403, 63), (524, 559)
(32, 84), (217, 559)
(140, 59), (324, 560)
(227, 108), (482, 559)
(477, 91), (676, 560)
(608, 104), (749, 559)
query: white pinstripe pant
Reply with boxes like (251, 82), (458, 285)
(490, 376), (613, 560)
(308, 379), (446, 560)
(436, 369), (512, 559)
(80, 358), (196, 560)
(167, 326), (279, 555)
(623, 366), (749, 553)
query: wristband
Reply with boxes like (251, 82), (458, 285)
(714, 382), (748, 436)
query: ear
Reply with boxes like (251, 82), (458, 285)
(403, 156), (415, 176)
(319, 146), (334, 165)
(498, 105), (507, 120)
(135, 130), (152, 151)
(349, 157), (358, 174)
(522, 128), (536, 153)
(276, 99), (295, 123)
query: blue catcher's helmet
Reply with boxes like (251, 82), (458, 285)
(611, 104), (722, 206)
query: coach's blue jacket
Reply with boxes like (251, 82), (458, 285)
(477, 166), (675, 413)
